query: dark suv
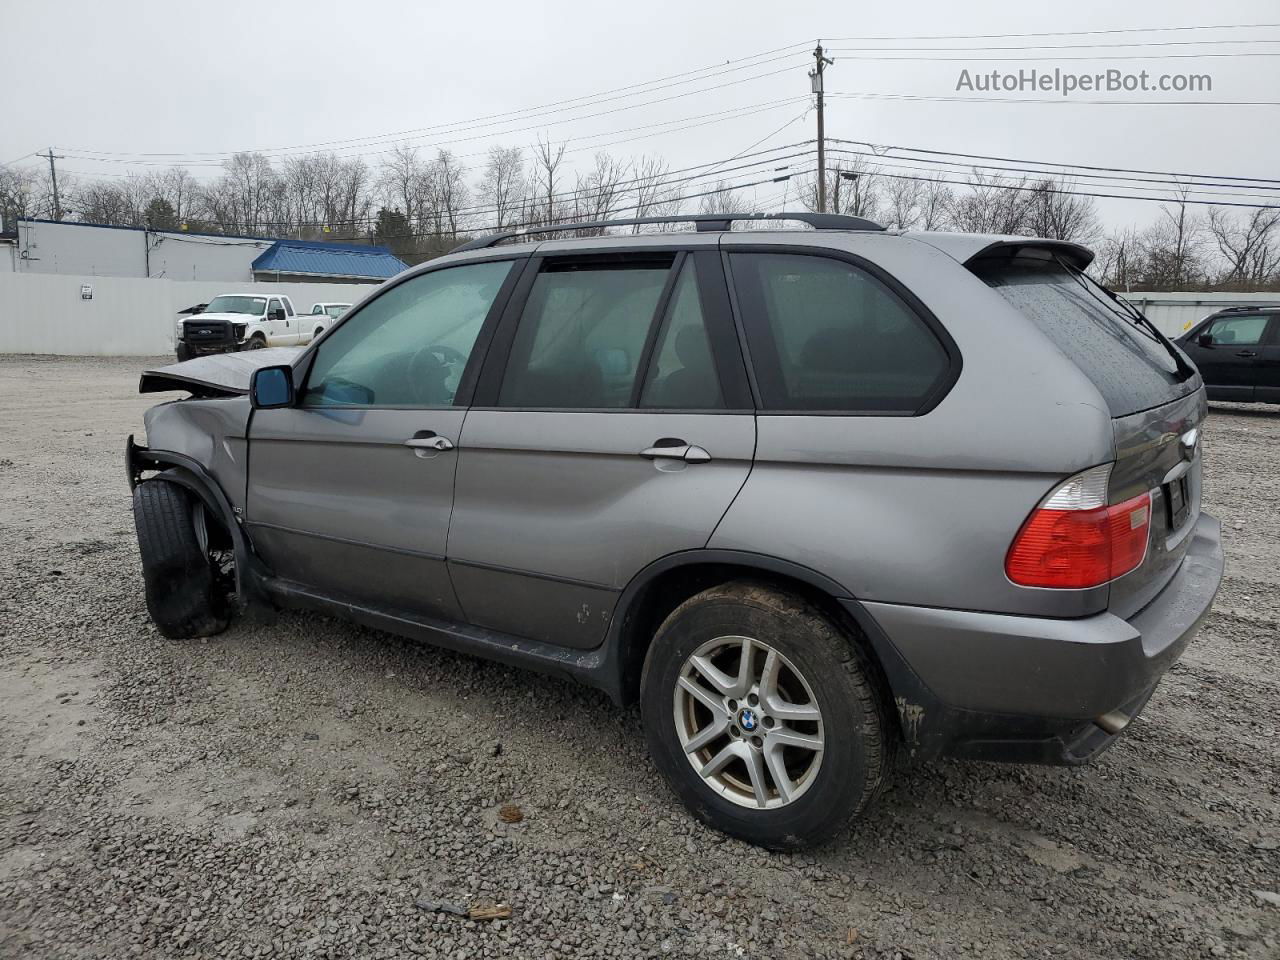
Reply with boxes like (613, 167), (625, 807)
(1176, 305), (1280, 403)
(127, 213), (1224, 849)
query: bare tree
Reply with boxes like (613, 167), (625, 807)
(630, 155), (681, 230)
(1024, 178), (1100, 243)
(0, 165), (41, 224)
(477, 145), (525, 230)
(378, 145), (426, 232)
(884, 177), (923, 230)
(1150, 189), (1202, 288)
(430, 150), (469, 240)
(698, 180), (754, 216)
(947, 170), (1032, 235)
(571, 151), (629, 231)
(917, 174), (952, 231)
(527, 135), (568, 229)
(1207, 206), (1280, 287)
(798, 159), (882, 220)
(1095, 226), (1141, 290)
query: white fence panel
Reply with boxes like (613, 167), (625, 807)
(0, 274), (380, 356)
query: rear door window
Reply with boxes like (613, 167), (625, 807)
(973, 257), (1192, 416)
(497, 260), (671, 409)
(728, 252), (951, 412)
(640, 259), (724, 409)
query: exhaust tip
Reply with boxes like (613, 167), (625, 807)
(1095, 710), (1131, 736)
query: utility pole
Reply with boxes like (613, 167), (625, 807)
(40, 147), (64, 221)
(809, 43), (834, 212)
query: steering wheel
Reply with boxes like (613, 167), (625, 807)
(406, 344), (467, 405)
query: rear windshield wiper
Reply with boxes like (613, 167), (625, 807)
(1053, 255), (1197, 382)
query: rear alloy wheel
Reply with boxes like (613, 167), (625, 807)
(673, 635), (825, 809)
(641, 582), (893, 849)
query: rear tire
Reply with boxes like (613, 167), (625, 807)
(132, 480), (230, 639)
(313, 327), (324, 339)
(641, 581), (893, 849)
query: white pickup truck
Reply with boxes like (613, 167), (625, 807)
(303, 302), (352, 340)
(175, 293), (312, 360)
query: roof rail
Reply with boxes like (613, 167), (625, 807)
(450, 211), (886, 253)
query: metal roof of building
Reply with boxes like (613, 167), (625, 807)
(251, 239), (407, 279)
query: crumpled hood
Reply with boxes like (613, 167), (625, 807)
(139, 347), (303, 397)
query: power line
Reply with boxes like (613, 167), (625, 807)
(821, 50), (1280, 61)
(822, 152), (1280, 210)
(60, 62), (803, 169)
(825, 37), (1280, 51)
(59, 99), (809, 183)
(823, 22), (1280, 41)
(827, 137), (1280, 186)
(338, 173), (798, 245)
(827, 91), (1280, 107)
(823, 146), (1280, 198)
(57, 50), (813, 165)
(180, 145), (818, 232)
(822, 150), (1280, 204)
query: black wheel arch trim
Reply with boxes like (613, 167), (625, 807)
(600, 548), (861, 705)
(126, 434), (273, 610)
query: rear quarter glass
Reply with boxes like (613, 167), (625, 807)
(972, 259), (1195, 417)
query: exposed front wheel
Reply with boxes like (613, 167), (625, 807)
(132, 480), (232, 638)
(245, 335), (267, 350)
(641, 582), (893, 849)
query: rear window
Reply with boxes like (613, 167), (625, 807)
(729, 253), (952, 412)
(972, 258), (1191, 416)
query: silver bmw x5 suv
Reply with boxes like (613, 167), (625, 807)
(128, 212), (1224, 849)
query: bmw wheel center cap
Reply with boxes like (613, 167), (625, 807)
(738, 708), (759, 732)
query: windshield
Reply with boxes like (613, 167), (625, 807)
(205, 295), (266, 316)
(973, 258), (1196, 416)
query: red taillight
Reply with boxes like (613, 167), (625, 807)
(1006, 470), (1151, 589)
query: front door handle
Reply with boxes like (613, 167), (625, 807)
(404, 435), (454, 451)
(640, 441), (712, 464)
(1236, 350), (1259, 358)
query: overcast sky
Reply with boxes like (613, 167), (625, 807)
(4, 0), (1278, 233)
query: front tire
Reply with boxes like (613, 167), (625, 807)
(175, 342), (193, 362)
(132, 480), (231, 639)
(641, 582), (893, 849)
(245, 335), (267, 350)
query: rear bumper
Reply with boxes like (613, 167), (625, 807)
(850, 512), (1224, 764)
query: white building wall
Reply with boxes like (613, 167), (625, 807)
(11, 219), (272, 282)
(0, 273), (377, 356)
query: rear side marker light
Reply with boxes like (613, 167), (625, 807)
(1006, 465), (1151, 590)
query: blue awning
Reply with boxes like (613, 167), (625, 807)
(251, 239), (407, 279)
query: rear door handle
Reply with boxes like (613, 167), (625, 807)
(640, 441), (712, 464)
(1236, 350), (1259, 358)
(404, 435), (454, 451)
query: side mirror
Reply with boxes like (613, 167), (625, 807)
(273, 308), (287, 322)
(1197, 332), (1214, 347)
(250, 365), (294, 409)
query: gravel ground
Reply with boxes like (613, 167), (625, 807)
(1, 355), (1277, 960)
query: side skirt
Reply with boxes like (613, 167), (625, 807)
(263, 577), (624, 700)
